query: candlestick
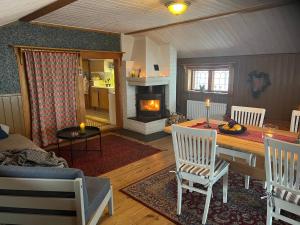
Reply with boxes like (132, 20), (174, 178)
(79, 122), (86, 134)
(205, 99), (210, 108)
(204, 99), (211, 128)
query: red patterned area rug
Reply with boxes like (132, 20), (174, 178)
(55, 134), (161, 176)
(121, 165), (294, 225)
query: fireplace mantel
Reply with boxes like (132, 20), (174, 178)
(127, 76), (170, 86)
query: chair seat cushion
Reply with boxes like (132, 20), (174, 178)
(179, 158), (229, 178)
(273, 186), (300, 206)
(85, 176), (111, 222)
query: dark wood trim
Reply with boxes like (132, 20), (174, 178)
(20, 0), (78, 22)
(126, 0), (297, 35)
(9, 44), (124, 55)
(31, 22), (121, 36)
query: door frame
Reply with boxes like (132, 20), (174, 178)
(80, 51), (123, 128)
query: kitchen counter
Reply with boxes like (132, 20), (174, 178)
(91, 86), (114, 89)
(91, 86), (115, 94)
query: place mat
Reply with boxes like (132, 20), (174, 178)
(190, 122), (297, 144)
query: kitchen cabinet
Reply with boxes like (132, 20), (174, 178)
(90, 87), (109, 110)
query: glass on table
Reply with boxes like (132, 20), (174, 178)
(262, 123), (279, 139)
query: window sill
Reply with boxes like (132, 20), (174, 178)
(187, 90), (230, 95)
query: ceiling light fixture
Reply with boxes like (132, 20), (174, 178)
(165, 1), (191, 15)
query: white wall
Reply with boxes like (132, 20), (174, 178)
(120, 34), (177, 133)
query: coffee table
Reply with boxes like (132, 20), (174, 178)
(56, 126), (101, 164)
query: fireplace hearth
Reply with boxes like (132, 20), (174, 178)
(136, 85), (166, 122)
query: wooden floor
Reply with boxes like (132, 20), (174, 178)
(97, 134), (265, 225)
(99, 135), (176, 225)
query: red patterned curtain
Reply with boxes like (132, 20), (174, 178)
(24, 50), (79, 147)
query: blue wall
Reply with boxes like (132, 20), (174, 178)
(0, 21), (121, 94)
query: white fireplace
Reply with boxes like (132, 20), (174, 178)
(121, 35), (177, 135)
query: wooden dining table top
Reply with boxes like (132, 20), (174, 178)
(164, 118), (298, 158)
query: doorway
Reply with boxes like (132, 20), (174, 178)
(82, 59), (116, 130)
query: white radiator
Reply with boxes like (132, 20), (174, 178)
(187, 100), (227, 120)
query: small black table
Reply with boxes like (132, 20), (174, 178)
(56, 126), (101, 164)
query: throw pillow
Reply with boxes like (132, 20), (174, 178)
(0, 127), (8, 139)
(0, 124), (9, 134)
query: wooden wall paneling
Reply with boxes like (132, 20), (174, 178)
(177, 53), (300, 122)
(14, 48), (32, 138)
(10, 95), (24, 134)
(0, 94), (25, 135)
(2, 96), (14, 132)
(0, 98), (5, 124)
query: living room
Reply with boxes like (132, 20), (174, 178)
(0, 1), (299, 225)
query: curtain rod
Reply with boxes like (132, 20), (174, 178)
(9, 44), (124, 54)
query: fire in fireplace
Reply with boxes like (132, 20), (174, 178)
(136, 85), (166, 122)
(140, 100), (160, 111)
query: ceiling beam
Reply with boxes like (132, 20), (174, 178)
(126, 0), (297, 35)
(20, 0), (78, 22)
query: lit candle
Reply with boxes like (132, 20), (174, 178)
(79, 122), (85, 133)
(265, 132), (273, 138)
(205, 99), (210, 108)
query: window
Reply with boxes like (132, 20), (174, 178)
(188, 66), (232, 94)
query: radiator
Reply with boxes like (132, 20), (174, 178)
(187, 100), (227, 120)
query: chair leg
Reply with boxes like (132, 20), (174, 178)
(245, 176), (250, 189)
(202, 186), (212, 225)
(223, 171), (228, 203)
(188, 181), (193, 192)
(108, 189), (114, 216)
(266, 205), (273, 225)
(177, 181), (182, 215)
(275, 207), (281, 220)
(245, 154), (253, 189)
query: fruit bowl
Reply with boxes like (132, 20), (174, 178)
(218, 123), (247, 135)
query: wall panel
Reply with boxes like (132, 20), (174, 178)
(177, 53), (300, 122)
(0, 94), (25, 135)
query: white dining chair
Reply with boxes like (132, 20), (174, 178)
(171, 125), (229, 225)
(264, 137), (300, 225)
(290, 110), (300, 133)
(217, 105), (266, 189)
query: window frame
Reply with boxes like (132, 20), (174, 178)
(186, 64), (234, 95)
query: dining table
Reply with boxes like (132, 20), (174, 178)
(164, 118), (298, 181)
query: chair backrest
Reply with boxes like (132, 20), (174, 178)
(264, 137), (300, 194)
(0, 166), (87, 225)
(172, 124), (217, 179)
(187, 100), (227, 120)
(231, 105), (265, 127)
(290, 110), (300, 133)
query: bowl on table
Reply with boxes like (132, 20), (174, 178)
(218, 119), (247, 135)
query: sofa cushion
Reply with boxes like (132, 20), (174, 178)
(85, 176), (111, 222)
(273, 186), (300, 206)
(0, 165), (89, 217)
(0, 127), (8, 140)
(0, 134), (44, 152)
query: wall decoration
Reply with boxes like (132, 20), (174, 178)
(248, 70), (271, 98)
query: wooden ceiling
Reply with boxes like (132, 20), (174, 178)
(0, 0), (56, 27)
(0, 0), (299, 57)
(33, 0), (282, 33)
(142, 4), (300, 57)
